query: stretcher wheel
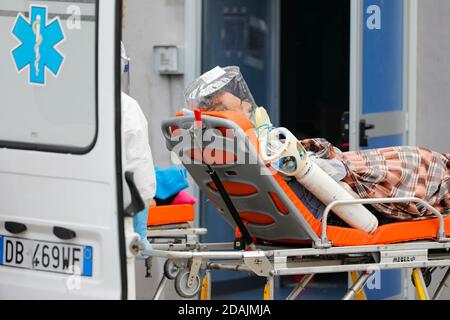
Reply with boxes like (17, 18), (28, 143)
(175, 270), (201, 298)
(164, 259), (180, 280)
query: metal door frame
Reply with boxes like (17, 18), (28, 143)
(184, 0), (203, 227)
(349, 0), (418, 151)
(349, 0), (419, 300)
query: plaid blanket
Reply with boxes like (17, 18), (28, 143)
(301, 139), (450, 220)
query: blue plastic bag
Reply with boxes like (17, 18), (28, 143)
(155, 166), (189, 200)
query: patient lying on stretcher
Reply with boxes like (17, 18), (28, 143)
(184, 66), (450, 225)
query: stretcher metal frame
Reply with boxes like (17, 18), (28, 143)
(146, 225), (208, 300)
(145, 114), (450, 300)
(145, 199), (450, 301)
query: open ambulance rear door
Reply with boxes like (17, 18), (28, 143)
(0, 0), (136, 299)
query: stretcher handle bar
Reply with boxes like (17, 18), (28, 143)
(320, 197), (449, 248)
(151, 242), (238, 252)
(208, 262), (253, 273)
(142, 249), (249, 260)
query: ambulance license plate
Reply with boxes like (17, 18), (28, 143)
(0, 236), (93, 277)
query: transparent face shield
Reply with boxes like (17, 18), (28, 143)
(121, 42), (131, 95)
(184, 66), (257, 122)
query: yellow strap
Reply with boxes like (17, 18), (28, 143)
(412, 269), (429, 300)
(200, 275), (209, 301)
(263, 282), (271, 301)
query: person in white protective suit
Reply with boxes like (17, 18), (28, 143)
(121, 42), (156, 256)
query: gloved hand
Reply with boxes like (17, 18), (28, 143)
(136, 237), (153, 261)
(133, 208), (153, 260)
(133, 208), (149, 240)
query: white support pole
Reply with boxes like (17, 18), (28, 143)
(405, 0), (418, 146)
(349, 0), (363, 151)
(184, 0), (203, 227)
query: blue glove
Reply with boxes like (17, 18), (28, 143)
(133, 208), (153, 260)
(133, 208), (149, 241)
(136, 237), (153, 261)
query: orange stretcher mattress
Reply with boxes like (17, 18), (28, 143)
(148, 205), (195, 227)
(274, 173), (450, 246)
(195, 111), (450, 247)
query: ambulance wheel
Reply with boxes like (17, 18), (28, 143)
(175, 271), (201, 298)
(164, 259), (180, 280)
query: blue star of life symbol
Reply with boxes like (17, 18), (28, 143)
(11, 5), (65, 86)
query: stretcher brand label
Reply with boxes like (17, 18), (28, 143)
(392, 256), (416, 263)
(380, 249), (428, 264)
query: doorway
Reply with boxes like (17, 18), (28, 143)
(280, 0), (351, 147)
(200, 0), (352, 299)
(201, 0), (279, 286)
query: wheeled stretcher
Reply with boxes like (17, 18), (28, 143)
(144, 204), (208, 299)
(144, 111), (450, 300)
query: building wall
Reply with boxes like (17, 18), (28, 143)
(415, 0), (450, 300)
(416, 0), (450, 153)
(123, 0), (186, 300)
(123, 0), (185, 167)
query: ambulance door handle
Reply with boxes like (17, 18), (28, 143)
(53, 226), (77, 240)
(5, 221), (27, 235)
(124, 171), (145, 217)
